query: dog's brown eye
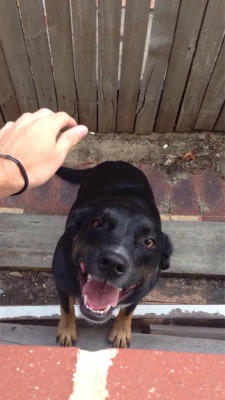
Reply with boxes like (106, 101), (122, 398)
(92, 218), (103, 228)
(144, 238), (156, 248)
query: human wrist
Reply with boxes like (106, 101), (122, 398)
(0, 156), (25, 198)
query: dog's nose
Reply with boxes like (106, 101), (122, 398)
(98, 252), (128, 277)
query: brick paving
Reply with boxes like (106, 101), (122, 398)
(0, 346), (224, 400)
(1, 163), (224, 222)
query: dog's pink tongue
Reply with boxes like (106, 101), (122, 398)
(83, 278), (119, 310)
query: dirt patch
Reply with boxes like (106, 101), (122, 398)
(0, 270), (58, 306)
(0, 270), (224, 306)
(68, 131), (225, 180)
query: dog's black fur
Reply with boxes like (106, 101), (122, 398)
(53, 161), (173, 347)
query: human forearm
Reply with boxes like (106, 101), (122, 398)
(0, 157), (24, 199)
(0, 109), (88, 200)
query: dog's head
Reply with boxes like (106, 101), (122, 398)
(66, 202), (173, 323)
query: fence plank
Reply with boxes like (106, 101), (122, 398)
(98, 0), (121, 132)
(135, 0), (180, 134)
(0, 0), (38, 112)
(71, 0), (97, 131)
(214, 103), (225, 131)
(176, 0), (225, 132)
(117, 0), (149, 132)
(0, 42), (21, 122)
(45, 0), (77, 118)
(18, 0), (57, 111)
(155, 0), (207, 133)
(195, 39), (225, 131)
(0, 112), (4, 128)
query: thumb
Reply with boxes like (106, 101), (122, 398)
(58, 124), (88, 152)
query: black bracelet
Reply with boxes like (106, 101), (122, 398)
(0, 153), (29, 195)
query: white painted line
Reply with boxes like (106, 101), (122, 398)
(0, 304), (224, 320)
(0, 208), (24, 214)
(69, 349), (118, 400)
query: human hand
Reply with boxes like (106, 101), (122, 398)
(0, 108), (88, 197)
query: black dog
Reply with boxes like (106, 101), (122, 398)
(53, 161), (172, 348)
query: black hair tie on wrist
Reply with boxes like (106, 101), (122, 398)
(0, 153), (29, 195)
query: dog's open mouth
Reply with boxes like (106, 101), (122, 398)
(79, 261), (135, 321)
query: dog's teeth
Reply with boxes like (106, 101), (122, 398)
(80, 262), (86, 274)
(84, 295), (87, 306)
(103, 305), (111, 313)
(87, 274), (92, 281)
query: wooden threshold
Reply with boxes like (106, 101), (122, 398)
(0, 321), (224, 354)
(0, 213), (224, 275)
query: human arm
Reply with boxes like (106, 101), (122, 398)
(0, 109), (88, 199)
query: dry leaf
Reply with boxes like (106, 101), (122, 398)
(9, 271), (24, 278)
(183, 151), (196, 161)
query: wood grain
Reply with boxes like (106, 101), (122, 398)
(71, 0), (97, 130)
(0, 0), (38, 112)
(135, 0), (180, 133)
(155, 0), (207, 132)
(117, 0), (149, 132)
(45, 0), (77, 117)
(176, 0), (225, 132)
(18, 0), (57, 111)
(0, 322), (224, 353)
(0, 214), (224, 275)
(98, 0), (121, 132)
(195, 39), (225, 130)
(0, 42), (21, 121)
(0, 111), (4, 128)
(214, 103), (225, 131)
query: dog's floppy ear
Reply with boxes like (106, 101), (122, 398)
(65, 206), (91, 238)
(159, 232), (173, 270)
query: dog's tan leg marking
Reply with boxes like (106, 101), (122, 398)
(108, 308), (134, 348)
(56, 296), (77, 347)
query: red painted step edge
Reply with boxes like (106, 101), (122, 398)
(0, 346), (224, 400)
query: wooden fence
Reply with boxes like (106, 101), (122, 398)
(0, 0), (224, 133)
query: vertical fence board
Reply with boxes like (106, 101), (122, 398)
(117, 0), (149, 132)
(0, 42), (21, 121)
(71, 0), (97, 130)
(214, 103), (225, 132)
(98, 0), (121, 132)
(0, 0), (38, 112)
(155, 0), (207, 133)
(176, 0), (225, 132)
(135, 0), (180, 134)
(45, 0), (77, 118)
(195, 39), (225, 131)
(0, 111), (4, 128)
(18, 0), (57, 111)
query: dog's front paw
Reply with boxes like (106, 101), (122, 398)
(108, 324), (131, 348)
(56, 318), (77, 347)
(108, 310), (132, 348)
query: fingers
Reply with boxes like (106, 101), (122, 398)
(9, 109), (53, 127)
(31, 108), (55, 121)
(57, 124), (88, 153)
(16, 109), (76, 131)
(46, 111), (77, 132)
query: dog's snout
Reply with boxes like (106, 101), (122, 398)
(99, 252), (128, 277)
